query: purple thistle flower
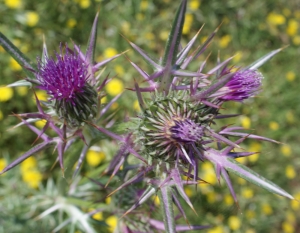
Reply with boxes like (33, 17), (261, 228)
(219, 69), (263, 101)
(140, 95), (208, 164)
(0, 13), (123, 176)
(37, 45), (89, 102)
(37, 44), (98, 126)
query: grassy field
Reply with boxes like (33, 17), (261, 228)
(0, 0), (300, 232)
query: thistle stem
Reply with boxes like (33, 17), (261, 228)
(57, 151), (80, 195)
(158, 185), (176, 233)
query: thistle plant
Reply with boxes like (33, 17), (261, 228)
(101, 0), (294, 232)
(0, 13), (122, 178)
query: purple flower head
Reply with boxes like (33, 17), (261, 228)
(140, 96), (208, 164)
(37, 44), (98, 126)
(37, 44), (88, 102)
(219, 69), (263, 101)
(0, 13), (124, 176)
(170, 118), (204, 143)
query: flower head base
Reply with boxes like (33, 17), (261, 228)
(37, 44), (98, 126)
(220, 69), (263, 101)
(170, 118), (204, 143)
(139, 92), (211, 163)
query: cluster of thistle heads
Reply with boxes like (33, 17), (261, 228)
(0, 0), (294, 232)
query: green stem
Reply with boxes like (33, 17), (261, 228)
(57, 151), (80, 195)
(158, 185), (176, 233)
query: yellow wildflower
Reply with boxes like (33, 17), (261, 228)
(262, 203), (273, 215)
(201, 163), (217, 185)
(78, 0), (90, 9)
(246, 229), (256, 233)
(133, 100), (140, 111)
(105, 79), (124, 96)
(269, 121), (279, 130)
(182, 13), (193, 35)
(285, 165), (296, 179)
(101, 96), (107, 104)
(240, 116), (251, 129)
(237, 177), (246, 185)
(111, 102), (119, 110)
(136, 13), (145, 21)
(34, 119), (47, 129)
(22, 170), (43, 189)
(189, 0), (200, 11)
(20, 157), (37, 172)
(248, 142), (261, 162)
(281, 145), (291, 157)
(90, 210), (103, 221)
(35, 90), (48, 101)
(242, 188), (254, 199)
(16, 86), (28, 96)
(286, 211), (296, 224)
(290, 192), (300, 210)
(4, 0), (21, 9)
(207, 226), (223, 233)
(224, 194), (234, 206)
(267, 12), (286, 26)
(0, 86), (13, 102)
(9, 57), (22, 71)
(145, 32), (155, 41)
(0, 158), (7, 171)
(67, 18), (77, 28)
(286, 111), (295, 123)
(20, 44), (29, 53)
(140, 0), (149, 11)
(286, 19), (298, 36)
(286, 71), (296, 82)
(153, 195), (160, 206)
(293, 35), (300, 45)
(159, 30), (169, 41)
(26, 11), (39, 27)
(121, 21), (130, 34)
(233, 51), (242, 63)
(114, 65), (125, 76)
(236, 155), (247, 164)
(184, 186), (194, 198)
(104, 47), (118, 59)
(86, 149), (105, 167)
(249, 141), (262, 151)
(219, 35), (231, 48)
(228, 216), (241, 230)
(282, 221), (294, 233)
(207, 191), (217, 203)
(245, 209), (255, 219)
(105, 196), (111, 204)
(201, 36), (208, 44)
(106, 216), (118, 233)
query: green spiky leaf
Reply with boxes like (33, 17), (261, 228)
(0, 31), (36, 79)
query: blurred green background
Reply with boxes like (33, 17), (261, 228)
(0, 0), (300, 232)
